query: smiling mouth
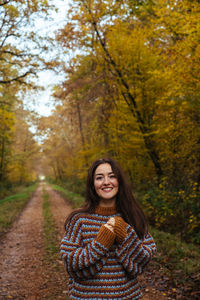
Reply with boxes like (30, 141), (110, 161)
(102, 188), (113, 192)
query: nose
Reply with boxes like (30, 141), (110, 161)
(103, 176), (110, 185)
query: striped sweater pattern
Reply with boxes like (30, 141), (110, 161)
(60, 206), (156, 300)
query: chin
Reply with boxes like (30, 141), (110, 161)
(101, 195), (116, 201)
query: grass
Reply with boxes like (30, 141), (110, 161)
(0, 183), (38, 234)
(50, 183), (84, 208)
(151, 227), (200, 286)
(42, 188), (58, 263)
(0, 184), (27, 200)
(42, 187), (70, 300)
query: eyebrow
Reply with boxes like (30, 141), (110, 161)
(95, 172), (115, 176)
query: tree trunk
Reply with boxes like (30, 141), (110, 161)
(76, 99), (85, 147)
(0, 137), (5, 181)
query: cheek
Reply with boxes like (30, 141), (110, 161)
(114, 180), (119, 194)
(94, 180), (101, 191)
(113, 179), (119, 188)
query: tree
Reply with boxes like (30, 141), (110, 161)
(0, 0), (55, 88)
(8, 105), (40, 184)
(55, 0), (166, 180)
(39, 0), (200, 242)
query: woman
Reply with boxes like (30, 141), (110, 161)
(60, 158), (156, 299)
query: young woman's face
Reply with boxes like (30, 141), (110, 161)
(94, 163), (119, 201)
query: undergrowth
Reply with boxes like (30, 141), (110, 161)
(42, 187), (70, 300)
(0, 183), (38, 234)
(151, 227), (200, 292)
(50, 183), (84, 208)
(42, 188), (58, 264)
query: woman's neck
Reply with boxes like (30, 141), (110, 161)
(95, 204), (117, 216)
(99, 198), (116, 208)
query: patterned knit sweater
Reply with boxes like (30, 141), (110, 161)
(60, 206), (156, 300)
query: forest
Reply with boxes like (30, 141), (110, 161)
(0, 0), (200, 248)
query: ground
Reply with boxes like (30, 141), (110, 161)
(0, 183), (170, 299)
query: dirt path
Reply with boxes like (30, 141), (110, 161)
(45, 184), (72, 242)
(0, 183), (71, 300)
(0, 184), (45, 299)
(43, 184), (73, 299)
(0, 183), (169, 300)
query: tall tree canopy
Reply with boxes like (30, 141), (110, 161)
(0, 0), (55, 87)
(39, 0), (200, 243)
(0, 0), (56, 188)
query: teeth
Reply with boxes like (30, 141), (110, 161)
(102, 188), (112, 191)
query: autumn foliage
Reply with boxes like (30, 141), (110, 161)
(40, 0), (200, 244)
(0, 0), (54, 193)
(1, 0), (200, 244)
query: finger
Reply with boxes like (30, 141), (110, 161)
(107, 217), (115, 226)
(104, 223), (114, 232)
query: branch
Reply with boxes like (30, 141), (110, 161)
(0, 0), (12, 6)
(0, 9), (7, 32)
(83, 2), (145, 130)
(0, 23), (18, 49)
(0, 100), (12, 106)
(1, 50), (29, 57)
(0, 13), (25, 49)
(0, 70), (35, 84)
(0, 57), (22, 66)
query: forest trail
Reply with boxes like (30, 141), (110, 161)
(0, 183), (168, 299)
(0, 184), (46, 299)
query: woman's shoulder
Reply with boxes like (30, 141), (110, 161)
(66, 210), (91, 227)
(71, 211), (90, 221)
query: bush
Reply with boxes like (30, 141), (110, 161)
(140, 180), (200, 244)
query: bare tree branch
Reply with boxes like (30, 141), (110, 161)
(0, 100), (13, 106)
(0, 0), (13, 7)
(1, 50), (30, 57)
(0, 70), (35, 84)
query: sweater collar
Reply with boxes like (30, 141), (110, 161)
(95, 205), (117, 216)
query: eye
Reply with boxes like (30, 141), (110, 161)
(96, 176), (103, 180)
(109, 174), (116, 179)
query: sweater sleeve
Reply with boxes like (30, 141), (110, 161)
(60, 214), (115, 279)
(114, 216), (128, 244)
(115, 225), (156, 277)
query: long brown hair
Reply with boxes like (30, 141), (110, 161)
(65, 158), (148, 239)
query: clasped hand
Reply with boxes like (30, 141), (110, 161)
(104, 217), (115, 232)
